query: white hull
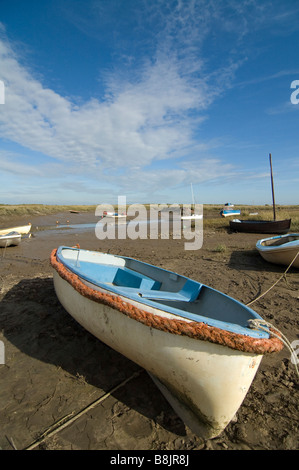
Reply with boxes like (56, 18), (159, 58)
(0, 223), (31, 236)
(256, 234), (299, 268)
(181, 214), (203, 220)
(0, 232), (21, 247)
(53, 270), (263, 438)
(221, 211), (241, 217)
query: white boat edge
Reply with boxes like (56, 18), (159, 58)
(0, 231), (22, 247)
(0, 223), (31, 236)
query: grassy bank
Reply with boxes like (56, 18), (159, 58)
(0, 203), (298, 231)
(0, 204), (97, 221)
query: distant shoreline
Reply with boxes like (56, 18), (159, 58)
(1, 203), (298, 232)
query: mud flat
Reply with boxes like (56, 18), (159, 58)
(0, 211), (298, 450)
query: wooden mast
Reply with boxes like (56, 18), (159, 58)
(269, 153), (276, 221)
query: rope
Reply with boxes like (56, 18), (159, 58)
(248, 319), (299, 378)
(23, 370), (143, 450)
(246, 250), (299, 307)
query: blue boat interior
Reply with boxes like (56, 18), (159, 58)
(56, 246), (269, 339)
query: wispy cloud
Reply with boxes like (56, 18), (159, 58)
(0, 0), (298, 203)
(0, 10), (234, 191)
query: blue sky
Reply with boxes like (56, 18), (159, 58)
(0, 0), (298, 205)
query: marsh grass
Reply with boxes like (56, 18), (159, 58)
(0, 204), (96, 221)
(213, 244), (227, 253)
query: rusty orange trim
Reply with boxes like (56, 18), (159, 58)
(50, 248), (283, 355)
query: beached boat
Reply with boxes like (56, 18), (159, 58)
(256, 233), (299, 268)
(50, 246), (282, 438)
(229, 154), (291, 234)
(220, 209), (241, 217)
(103, 211), (126, 218)
(0, 223), (31, 236)
(219, 203), (241, 218)
(181, 183), (203, 220)
(221, 210), (241, 217)
(229, 218), (291, 234)
(181, 213), (203, 220)
(0, 231), (22, 247)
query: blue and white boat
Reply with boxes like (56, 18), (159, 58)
(256, 233), (299, 268)
(51, 246), (282, 439)
(220, 203), (241, 218)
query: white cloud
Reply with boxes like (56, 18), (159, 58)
(0, 37), (210, 170)
(2, 0), (293, 203)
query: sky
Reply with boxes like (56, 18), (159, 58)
(0, 0), (298, 206)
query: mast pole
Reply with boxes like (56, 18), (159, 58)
(269, 153), (276, 221)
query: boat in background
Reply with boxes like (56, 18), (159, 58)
(230, 218), (291, 234)
(256, 233), (299, 268)
(220, 203), (241, 218)
(0, 223), (31, 236)
(103, 211), (126, 218)
(230, 154), (291, 234)
(0, 231), (22, 247)
(51, 245), (283, 439)
(181, 183), (203, 220)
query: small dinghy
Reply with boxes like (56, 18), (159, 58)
(229, 218), (291, 234)
(50, 246), (283, 438)
(220, 209), (241, 218)
(0, 223), (31, 236)
(256, 233), (299, 268)
(220, 203), (241, 218)
(0, 231), (22, 247)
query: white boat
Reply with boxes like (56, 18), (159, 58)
(220, 203), (241, 217)
(181, 213), (203, 220)
(220, 209), (241, 217)
(103, 211), (126, 218)
(256, 233), (299, 268)
(181, 183), (203, 220)
(0, 223), (31, 236)
(0, 231), (22, 247)
(50, 246), (283, 439)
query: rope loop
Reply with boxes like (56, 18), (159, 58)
(248, 319), (299, 378)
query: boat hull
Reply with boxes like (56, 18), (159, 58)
(220, 210), (241, 217)
(0, 223), (31, 236)
(53, 269), (263, 438)
(0, 232), (22, 247)
(256, 234), (299, 268)
(230, 219), (291, 234)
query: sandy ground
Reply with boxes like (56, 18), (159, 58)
(0, 210), (298, 451)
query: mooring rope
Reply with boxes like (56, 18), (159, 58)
(23, 370), (143, 450)
(246, 251), (299, 307)
(248, 318), (299, 378)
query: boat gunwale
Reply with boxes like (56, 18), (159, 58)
(50, 248), (283, 355)
(257, 233), (299, 250)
